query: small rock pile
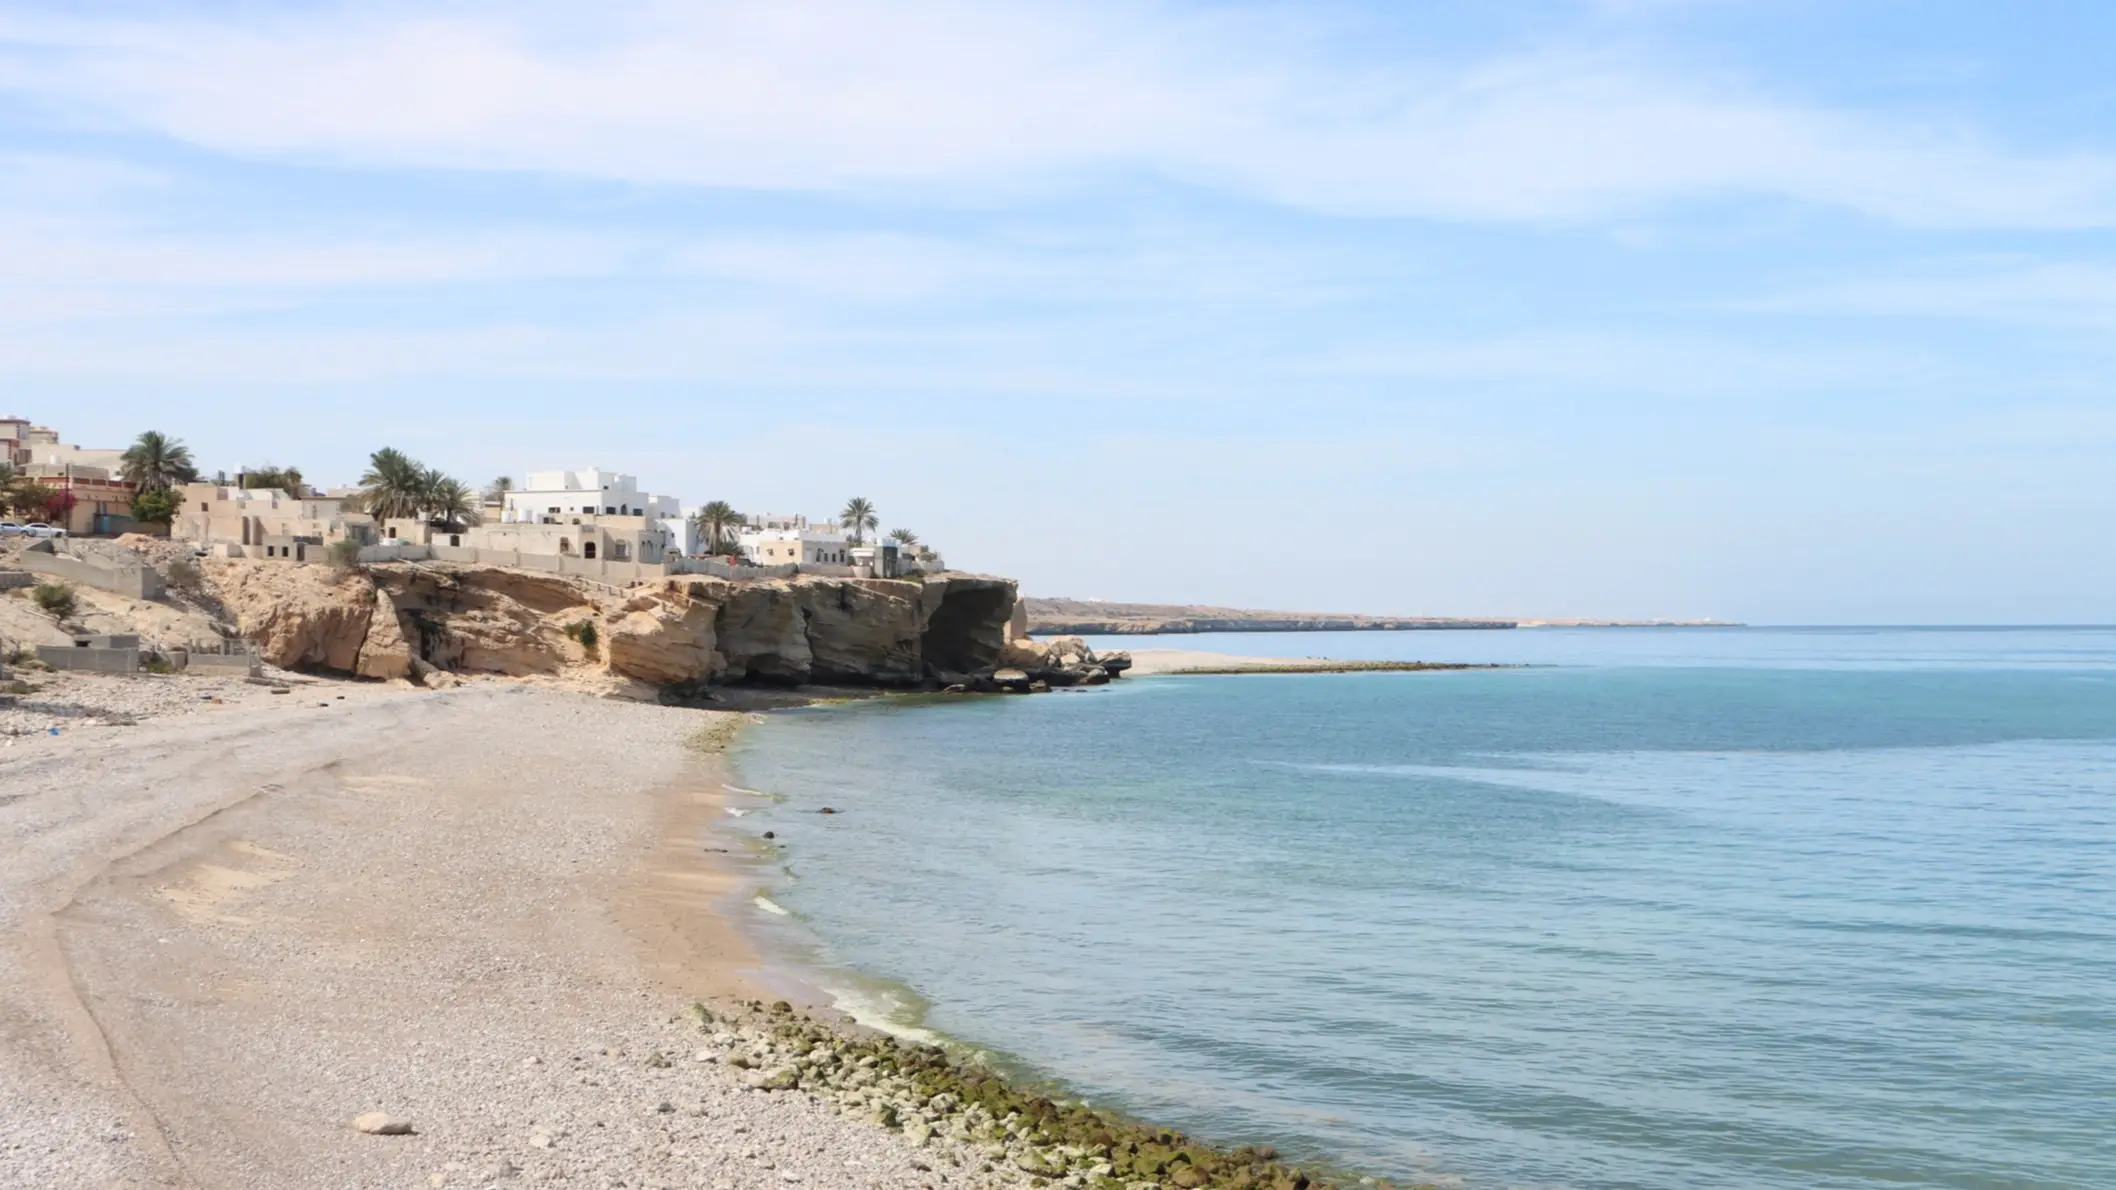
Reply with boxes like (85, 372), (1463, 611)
(693, 1000), (1427, 1190)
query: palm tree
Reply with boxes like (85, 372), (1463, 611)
(425, 477), (479, 531)
(840, 497), (878, 546)
(887, 528), (918, 547)
(358, 448), (426, 521)
(119, 431), (199, 493)
(690, 501), (743, 555)
(482, 475), (515, 504)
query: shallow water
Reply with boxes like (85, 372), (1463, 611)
(728, 628), (2116, 1190)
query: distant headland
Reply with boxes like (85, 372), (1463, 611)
(1025, 597), (1740, 635)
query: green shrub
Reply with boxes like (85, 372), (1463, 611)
(565, 619), (600, 658)
(326, 539), (363, 571)
(31, 581), (75, 619)
(142, 654), (177, 675)
(130, 488), (183, 524)
(165, 558), (202, 591)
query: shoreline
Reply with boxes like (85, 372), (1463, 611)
(707, 700), (1429, 1190)
(0, 670), (1419, 1189)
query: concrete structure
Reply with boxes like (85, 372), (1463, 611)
(461, 516), (667, 564)
(737, 520), (852, 567)
(36, 633), (141, 674)
(174, 643), (261, 676)
(177, 484), (375, 558)
(18, 543), (164, 600)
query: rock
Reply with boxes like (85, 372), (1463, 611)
(606, 588), (722, 686)
(529, 1133), (553, 1149)
(351, 1111), (414, 1136)
(355, 586), (416, 679)
(904, 1120), (933, 1147)
(479, 1158), (519, 1182)
(210, 562), (376, 671)
(746, 1067), (799, 1092)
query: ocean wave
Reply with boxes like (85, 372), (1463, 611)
(752, 894), (792, 917)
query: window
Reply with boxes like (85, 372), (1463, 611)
(605, 506), (615, 515)
(583, 505), (595, 514)
(547, 506), (560, 515)
(584, 541), (598, 559)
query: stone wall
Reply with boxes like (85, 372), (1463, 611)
(16, 547), (165, 600)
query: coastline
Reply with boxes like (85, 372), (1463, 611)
(1122, 648), (1507, 677)
(0, 674), (1412, 1190)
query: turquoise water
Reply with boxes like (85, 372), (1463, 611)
(727, 628), (2116, 1189)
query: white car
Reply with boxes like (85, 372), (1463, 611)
(21, 523), (67, 538)
(0, 521), (22, 537)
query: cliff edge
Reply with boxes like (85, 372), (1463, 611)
(205, 560), (1028, 696)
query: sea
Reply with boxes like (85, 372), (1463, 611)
(724, 627), (2116, 1190)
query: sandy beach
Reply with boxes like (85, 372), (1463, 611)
(0, 678), (1034, 1189)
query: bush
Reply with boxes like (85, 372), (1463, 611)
(565, 619), (600, 658)
(142, 654), (177, 675)
(131, 488), (183, 524)
(326, 539), (363, 571)
(165, 558), (202, 591)
(31, 581), (75, 619)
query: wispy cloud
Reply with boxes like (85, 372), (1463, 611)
(4, 1), (2115, 227)
(1751, 257), (2116, 328)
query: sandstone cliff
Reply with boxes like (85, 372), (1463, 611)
(205, 560), (1025, 695)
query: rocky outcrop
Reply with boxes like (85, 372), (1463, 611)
(207, 560), (375, 671)
(202, 560), (1025, 696)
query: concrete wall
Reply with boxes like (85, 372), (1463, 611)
(181, 651), (261, 676)
(36, 644), (138, 673)
(667, 556), (799, 580)
(0, 570), (32, 591)
(358, 543), (433, 564)
(17, 548), (165, 600)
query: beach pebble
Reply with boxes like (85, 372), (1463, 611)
(351, 1111), (413, 1136)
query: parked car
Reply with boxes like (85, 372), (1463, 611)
(22, 523), (67, 538)
(0, 521), (23, 537)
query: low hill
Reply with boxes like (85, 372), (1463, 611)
(1022, 597), (1515, 635)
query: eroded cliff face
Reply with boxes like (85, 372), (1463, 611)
(206, 560), (1022, 694)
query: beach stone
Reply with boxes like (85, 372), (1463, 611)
(529, 1133), (553, 1149)
(351, 1111), (413, 1135)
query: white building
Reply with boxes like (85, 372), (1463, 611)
(501, 469), (679, 524)
(737, 524), (852, 567)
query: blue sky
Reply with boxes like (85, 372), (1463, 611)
(2, 1), (2112, 622)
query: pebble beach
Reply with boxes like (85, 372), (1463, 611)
(0, 674), (1366, 1190)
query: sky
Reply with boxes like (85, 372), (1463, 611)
(2, 1), (2112, 623)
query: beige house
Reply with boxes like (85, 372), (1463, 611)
(461, 516), (666, 563)
(178, 484), (375, 558)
